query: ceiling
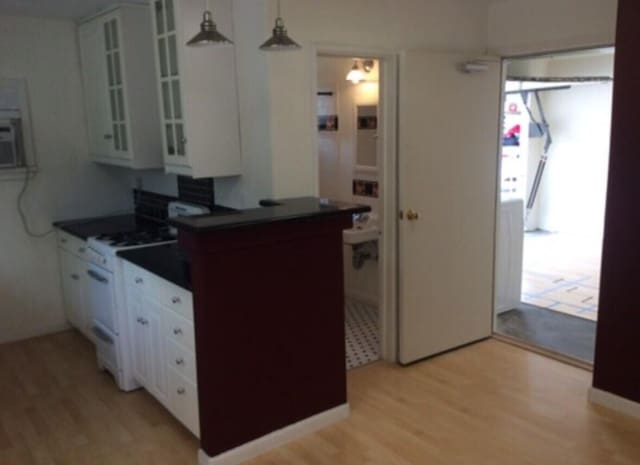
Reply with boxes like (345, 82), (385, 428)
(0, 0), (149, 20)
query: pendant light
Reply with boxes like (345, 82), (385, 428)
(186, 0), (232, 47)
(260, 0), (301, 51)
(346, 60), (365, 84)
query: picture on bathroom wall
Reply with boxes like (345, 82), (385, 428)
(353, 179), (379, 198)
(318, 115), (339, 131)
(358, 115), (378, 130)
(317, 88), (339, 131)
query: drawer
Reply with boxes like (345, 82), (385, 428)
(123, 262), (154, 292)
(57, 230), (89, 259)
(159, 284), (193, 321)
(165, 309), (195, 352)
(167, 366), (200, 437)
(166, 338), (197, 383)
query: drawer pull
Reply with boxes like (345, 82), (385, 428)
(175, 358), (185, 366)
(177, 388), (186, 395)
(171, 296), (181, 304)
(135, 277), (143, 284)
(173, 328), (183, 335)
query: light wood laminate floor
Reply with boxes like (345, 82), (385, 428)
(2, 330), (639, 465)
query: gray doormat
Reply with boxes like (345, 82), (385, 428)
(496, 303), (596, 363)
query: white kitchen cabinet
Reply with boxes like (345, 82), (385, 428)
(124, 262), (199, 437)
(57, 231), (93, 342)
(128, 290), (168, 405)
(128, 288), (147, 386)
(78, 5), (163, 169)
(151, 0), (242, 178)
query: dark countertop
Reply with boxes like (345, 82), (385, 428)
(169, 197), (371, 233)
(117, 244), (191, 290)
(53, 214), (159, 240)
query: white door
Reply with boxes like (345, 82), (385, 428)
(398, 51), (501, 364)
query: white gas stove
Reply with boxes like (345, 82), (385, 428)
(84, 201), (208, 391)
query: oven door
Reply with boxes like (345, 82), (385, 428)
(86, 263), (118, 334)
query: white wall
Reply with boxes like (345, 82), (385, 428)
(488, 0), (618, 56)
(536, 54), (614, 236)
(0, 16), (133, 344)
(266, 0), (490, 199)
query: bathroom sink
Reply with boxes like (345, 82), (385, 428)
(343, 226), (380, 245)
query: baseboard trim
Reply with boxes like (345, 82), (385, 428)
(589, 387), (640, 420)
(198, 404), (350, 465)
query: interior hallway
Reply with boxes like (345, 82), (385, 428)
(1, 331), (639, 465)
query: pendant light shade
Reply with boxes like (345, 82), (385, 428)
(260, 0), (301, 51)
(346, 60), (365, 84)
(186, 9), (232, 46)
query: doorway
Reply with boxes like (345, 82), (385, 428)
(494, 47), (615, 364)
(315, 55), (381, 369)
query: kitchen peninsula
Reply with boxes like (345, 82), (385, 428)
(171, 197), (369, 464)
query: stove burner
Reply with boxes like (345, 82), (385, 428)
(95, 227), (175, 247)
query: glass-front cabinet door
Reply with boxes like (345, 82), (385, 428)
(153, 0), (186, 165)
(103, 16), (130, 157)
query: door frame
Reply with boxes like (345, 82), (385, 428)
(491, 44), (615, 361)
(309, 44), (400, 362)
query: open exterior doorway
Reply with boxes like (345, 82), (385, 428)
(494, 47), (615, 365)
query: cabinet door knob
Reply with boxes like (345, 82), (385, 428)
(171, 296), (181, 304)
(136, 317), (143, 324)
(173, 328), (183, 335)
(135, 277), (143, 284)
(177, 388), (186, 395)
(175, 358), (184, 366)
(71, 274), (80, 281)
(104, 134), (113, 140)
(61, 238), (68, 244)
(78, 247), (86, 253)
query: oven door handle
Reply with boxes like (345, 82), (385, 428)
(87, 269), (109, 284)
(92, 326), (114, 345)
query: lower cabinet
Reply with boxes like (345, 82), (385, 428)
(128, 290), (168, 405)
(124, 262), (199, 437)
(57, 231), (93, 342)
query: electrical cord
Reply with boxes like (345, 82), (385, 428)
(17, 165), (54, 238)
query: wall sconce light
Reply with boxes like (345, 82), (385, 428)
(346, 59), (375, 84)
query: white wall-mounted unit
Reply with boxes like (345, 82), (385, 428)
(150, 0), (242, 179)
(78, 4), (163, 169)
(495, 199), (524, 314)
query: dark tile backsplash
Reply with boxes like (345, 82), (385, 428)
(178, 176), (216, 209)
(134, 189), (177, 223)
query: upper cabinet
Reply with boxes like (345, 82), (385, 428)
(79, 5), (163, 169)
(151, 0), (242, 179)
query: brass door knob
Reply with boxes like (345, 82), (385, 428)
(406, 209), (420, 221)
